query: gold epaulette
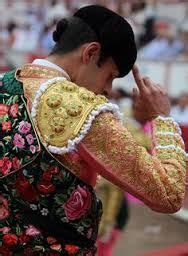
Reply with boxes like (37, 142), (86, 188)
(33, 78), (108, 151)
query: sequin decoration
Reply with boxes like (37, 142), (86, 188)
(82, 112), (186, 213)
(33, 79), (108, 149)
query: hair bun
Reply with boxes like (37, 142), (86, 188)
(53, 18), (68, 43)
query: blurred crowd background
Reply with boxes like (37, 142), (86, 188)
(0, 0), (188, 66)
(2, 0), (187, 150)
(0, 1), (188, 255)
(0, 1), (188, 94)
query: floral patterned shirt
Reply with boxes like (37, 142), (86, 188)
(0, 71), (102, 255)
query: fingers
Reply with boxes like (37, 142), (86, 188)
(132, 87), (139, 101)
(143, 77), (161, 94)
(132, 65), (145, 93)
(143, 77), (151, 87)
(155, 84), (168, 95)
(145, 80), (167, 95)
(132, 65), (168, 96)
(132, 66), (153, 94)
(133, 87), (139, 95)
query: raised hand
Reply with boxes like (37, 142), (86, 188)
(132, 65), (171, 122)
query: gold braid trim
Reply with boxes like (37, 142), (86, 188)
(31, 78), (121, 154)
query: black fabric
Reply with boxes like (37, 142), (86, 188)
(21, 208), (95, 248)
(0, 70), (102, 255)
(115, 197), (129, 230)
(74, 5), (137, 77)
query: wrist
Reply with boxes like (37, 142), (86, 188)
(157, 113), (170, 118)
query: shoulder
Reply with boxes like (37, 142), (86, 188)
(31, 77), (109, 120)
(31, 77), (120, 155)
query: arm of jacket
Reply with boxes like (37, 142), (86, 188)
(77, 112), (186, 214)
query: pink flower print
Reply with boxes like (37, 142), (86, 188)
(12, 157), (21, 170)
(18, 121), (31, 134)
(13, 133), (25, 149)
(0, 157), (12, 176)
(63, 186), (91, 221)
(26, 134), (34, 145)
(30, 145), (36, 154)
(0, 196), (9, 221)
(0, 104), (9, 116)
(25, 225), (41, 237)
(86, 252), (93, 256)
(2, 121), (12, 132)
(87, 228), (93, 239)
(9, 104), (19, 118)
(0, 206), (9, 221)
(0, 227), (11, 234)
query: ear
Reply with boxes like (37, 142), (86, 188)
(82, 42), (101, 64)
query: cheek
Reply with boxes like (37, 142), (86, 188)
(95, 76), (108, 93)
(97, 72), (113, 94)
(103, 75), (113, 91)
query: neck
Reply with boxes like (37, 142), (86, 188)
(46, 54), (77, 82)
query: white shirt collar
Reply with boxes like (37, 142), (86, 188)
(32, 59), (70, 80)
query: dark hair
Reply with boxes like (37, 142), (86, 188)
(7, 22), (17, 34)
(51, 17), (111, 67)
(51, 17), (100, 55)
(51, 5), (137, 77)
(51, 0), (58, 7)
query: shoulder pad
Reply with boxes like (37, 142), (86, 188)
(31, 78), (109, 154)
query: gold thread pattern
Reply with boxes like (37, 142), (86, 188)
(16, 64), (63, 80)
(36, 80), (108, 147)
(82, 112), (186, 213)
(15, 65), (98, 181)
(46, 94), (62, 108)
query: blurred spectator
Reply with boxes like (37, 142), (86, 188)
(110, 88), (132, 116)
(171, 93), (188, 125)
(138, 17), (156, 48)
(127, 0), (157, 44)
(139, 19), (183, 60)
(6, 21), (17, 48)
(131, 1), (146, 13)
(178, 20), (188, 60)
(40, 21), (56, 54)
(12, 23), (39, 52)
(46, 0), (70, 24)
(0, 0), (188, 72)
(5, 22), (39, 68)
(171, 93), (188, 152)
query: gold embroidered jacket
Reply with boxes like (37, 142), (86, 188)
(16, 64), (186, 214)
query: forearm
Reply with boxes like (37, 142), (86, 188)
(147, 116), (186, 212)
(80, 112), (186, 213)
